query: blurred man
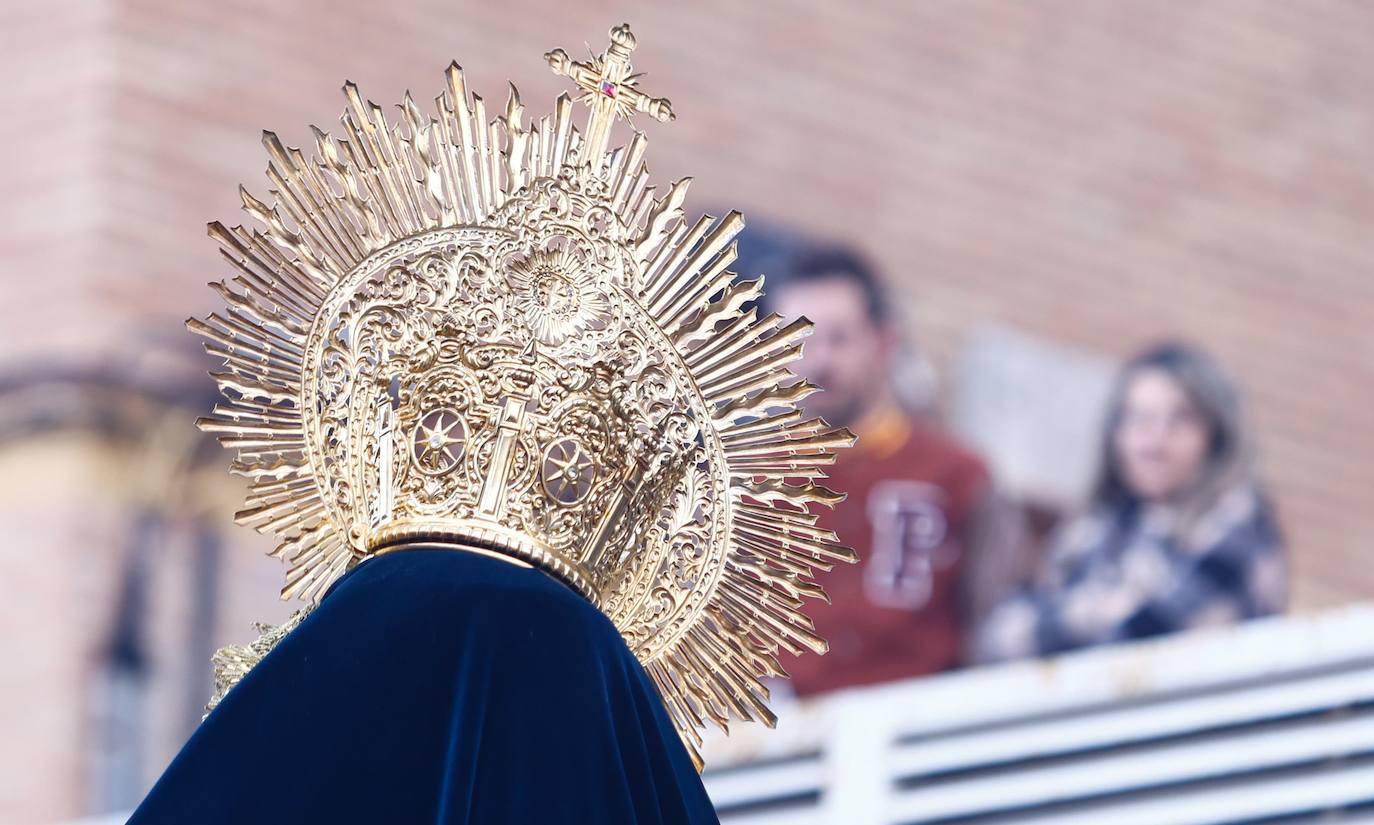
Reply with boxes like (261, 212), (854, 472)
(767, 247), (991, 695)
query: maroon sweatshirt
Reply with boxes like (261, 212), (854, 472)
(787, 405), (990, 696)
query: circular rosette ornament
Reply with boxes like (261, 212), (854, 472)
(505, 246), (611, 346)
(412, 408), (467, 475)
(541, 438), (596, 505)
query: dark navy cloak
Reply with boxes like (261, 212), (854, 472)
(128, 549), (718, 823)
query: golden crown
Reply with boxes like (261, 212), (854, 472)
(192, 23), (855, 765)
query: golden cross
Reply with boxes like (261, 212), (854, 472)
(544, 23), (675, 172)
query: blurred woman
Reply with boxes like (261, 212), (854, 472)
(976, 342), (1287, 661)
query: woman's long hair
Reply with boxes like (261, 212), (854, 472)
(1090, 342), (1259, 540)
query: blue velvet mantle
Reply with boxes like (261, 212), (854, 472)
(128, 549), (718, 823)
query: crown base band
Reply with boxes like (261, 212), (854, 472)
(367, 518), (601, 604)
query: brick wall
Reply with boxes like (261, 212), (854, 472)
(4, 0), (1373, 819)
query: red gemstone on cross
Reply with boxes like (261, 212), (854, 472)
(600, 80), (617, 98)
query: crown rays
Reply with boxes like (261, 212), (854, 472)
(192, 62), (855, 767)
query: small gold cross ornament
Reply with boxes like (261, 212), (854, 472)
(545, 23), (675, 170)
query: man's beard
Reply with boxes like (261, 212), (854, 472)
(802, 388), (867, 430)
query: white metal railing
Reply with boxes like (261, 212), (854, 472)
(58, 604), (1374, 825)
(702, 603), (1374, 824)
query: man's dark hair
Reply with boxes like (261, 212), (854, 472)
(726, 219), (888, 325)
(760, 245), (888, 325)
